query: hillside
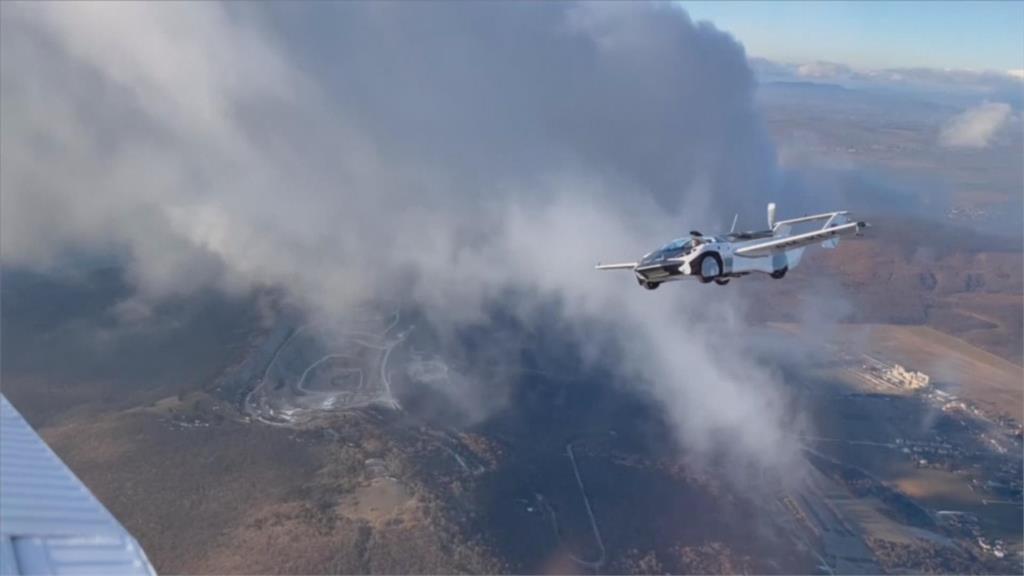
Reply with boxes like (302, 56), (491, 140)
(745, 218), (1023, 364)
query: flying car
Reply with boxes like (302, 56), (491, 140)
(596, 203), (868, 289)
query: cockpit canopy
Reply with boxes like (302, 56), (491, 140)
(640, 238), (694, 265)
(662, 238), (692, 252)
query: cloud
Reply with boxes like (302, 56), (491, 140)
(796, 61), (856, 80)
(1, 3), (801, 473)
(751, 58), (1024, 108)
(939, 102), (1013, 148)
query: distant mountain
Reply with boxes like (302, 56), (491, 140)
(761, 80), (851, 93)
(757, 79), (957, 118)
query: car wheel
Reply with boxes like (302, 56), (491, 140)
(696, 253), (722, 283)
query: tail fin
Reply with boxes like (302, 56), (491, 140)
(786, 247), (805, 268)
(767, 202), (777, 230)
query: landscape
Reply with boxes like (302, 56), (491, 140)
(1, 2), (1021, 575)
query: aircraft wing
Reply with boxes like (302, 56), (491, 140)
(1, 394), (156, 576)
(595, 262), (637, 271)
(734, 221), (867, 258)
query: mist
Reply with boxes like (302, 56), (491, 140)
(939, 101), (1013, 148)
(1, 2), (805, 474)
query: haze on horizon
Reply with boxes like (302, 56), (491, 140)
(680, 0), (1024, 74)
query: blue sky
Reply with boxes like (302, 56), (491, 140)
(678, 1), (1024, 72)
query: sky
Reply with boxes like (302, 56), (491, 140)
(679, 1), (1024, 72)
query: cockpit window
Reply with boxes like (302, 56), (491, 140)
(641, 238), (693, 265)
(661, 238), (691, 252)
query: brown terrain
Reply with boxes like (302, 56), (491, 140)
(0, 278), (503, 574)
(747, 217), (1023, 426)
(748, 217), (1023, 366)
(2, 216), (1020, 574)
(36, 394), (503, 574)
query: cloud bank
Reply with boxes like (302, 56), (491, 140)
(939, 102), (1013, 148)
(751, 57), (1024, 108)
(1, 3), (800, 471)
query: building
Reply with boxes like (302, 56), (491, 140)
(882, 364), (930, 390)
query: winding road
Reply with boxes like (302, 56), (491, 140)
(245, 310), (405, 425)
(295, 354), (362, 393)
(244, 324), (308, 422)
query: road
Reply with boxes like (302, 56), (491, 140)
(379, 329), (404, 410)
(566, 441), (606, 570)
(797, 434), (898, 449)
(442, 446), (471, 473)
(245, 311), (404, 424)
(244, 324), (308, 421)
(295, 354), (362, 393)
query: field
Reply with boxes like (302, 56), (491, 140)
(768, 320), (1022, 569)
(814, 323), (1021, 422)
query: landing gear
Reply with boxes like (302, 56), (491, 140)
(643, 281), (660, 290)
(714, 278), (730, 286)
(695, 253), (723, 284)
(770, 266), (788, 280)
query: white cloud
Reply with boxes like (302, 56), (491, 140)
(752, 58), (1024, 106)
(939, 102), (1013, 148)
(1, 2), (803, 474)
(796, 61), (855, 80)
